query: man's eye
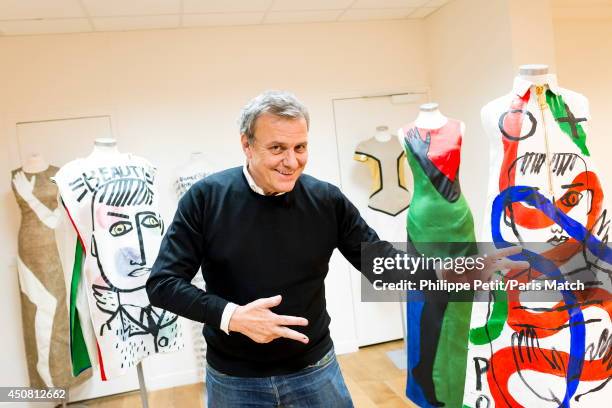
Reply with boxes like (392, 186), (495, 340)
(109, 221), (133, 237)
(270, 145), (282, 153)
(560, 190), (583, 207)
(295, 145), (307, 153)
(141, 214), (161, 228)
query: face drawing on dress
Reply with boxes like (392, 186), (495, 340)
(87, 176), (174, 342)
(90, 177), (164, 291)
(61, 162), (182, 376)
(504, 151), (594, 248)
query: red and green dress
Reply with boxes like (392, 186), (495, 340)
(401, 118), (477, 408)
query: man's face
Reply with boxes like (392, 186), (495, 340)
(241, 113), (308, 194)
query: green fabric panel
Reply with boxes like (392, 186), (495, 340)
(433, 301), (473, 407)
(546, 90), (590, 156)
(469, 289), (508, 345)
(70, 241), (91, 375)
(404, 144), (477, 408)
(405, 148), (476, 244)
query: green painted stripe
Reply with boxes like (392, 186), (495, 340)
(469, 290), (508, 345)
(546, 90), (590, 156)
(70, 241), (91, 375)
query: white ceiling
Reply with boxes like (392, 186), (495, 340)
(0, 0), (452, 36)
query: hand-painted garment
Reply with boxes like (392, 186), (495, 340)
(400, 118), (477, 408)
(55, 154), (183, 380)
(11, 165), (91, 388)
(469, 75), (612, 407)
(354, 136), (411, 216)
(175, 170), (210, 197)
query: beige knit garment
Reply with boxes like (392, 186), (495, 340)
(11, 165), (90, 388)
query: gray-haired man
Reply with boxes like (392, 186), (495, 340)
(147, 91), (526, 407)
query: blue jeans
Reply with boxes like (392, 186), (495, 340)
(205, 348), (354, 407)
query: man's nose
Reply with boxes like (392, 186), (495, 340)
(283, 149), (299, 168)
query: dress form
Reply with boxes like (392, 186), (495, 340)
(518, 63), (552, 85)
(87, 138), (120, 160)
(374, 125), (392, 142)
(397, 103), (465, 142)
(179, 151), (212, 174)
(11, 154), (90, 387)
(399, 104), (476, 408)
(473, 65), (612, 408)
(22, 153), (49, 173)
(54, 138), (183, 381)
(414, 103), (448, 129)
(175, 152), (214, 197)
(354, 126), (411, 219)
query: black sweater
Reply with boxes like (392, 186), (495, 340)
(147, 166), (431, 376)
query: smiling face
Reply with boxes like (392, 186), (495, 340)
(241, 113), (308, 194)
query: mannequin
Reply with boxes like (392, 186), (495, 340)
(54, 140), (183, 380)
(175, 151), (213, 197)
(518, 63), (552, 85)
(470, 66), (611, 407)
(11, 152), (92, 389)
(399, 104), (477, 408)
(22, 152), (49, 173)
(13, 154), (59, 230)
(374, 125), (392, 142)
(87, 137), (120, 159)
(413, 103), (448, 129)
(398, 103), (465, 143)
(354, 125), (411, 219)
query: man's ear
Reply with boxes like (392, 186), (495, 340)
(241, 134), (252, 160)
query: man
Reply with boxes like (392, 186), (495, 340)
(146, 90), (526, 407)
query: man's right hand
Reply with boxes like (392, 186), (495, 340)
(228, 295), (309, 344)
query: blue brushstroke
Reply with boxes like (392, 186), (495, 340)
(491, 186), (612, 407)
(405, 298), (433, 408)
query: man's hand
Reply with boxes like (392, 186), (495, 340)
(438, 245), (530, 283)
(228, 295), (309, 344)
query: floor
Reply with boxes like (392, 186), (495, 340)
(83, 340), (418, 408)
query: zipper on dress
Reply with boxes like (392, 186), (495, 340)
(535, 85), (554, 196)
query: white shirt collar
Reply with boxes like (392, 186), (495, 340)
(242, 164), (285, 196)
(512, 73), (561, 97)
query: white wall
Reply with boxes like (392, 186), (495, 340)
(424, 0), (516, 235)
(509, 0), (557, 71)
(553, 17), (612, 197)
(423, 0), (560, 236)
(0, 19), (429, 398)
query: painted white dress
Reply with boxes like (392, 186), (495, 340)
(464, 75), (612, 407)
(55, 153), (184, 380)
